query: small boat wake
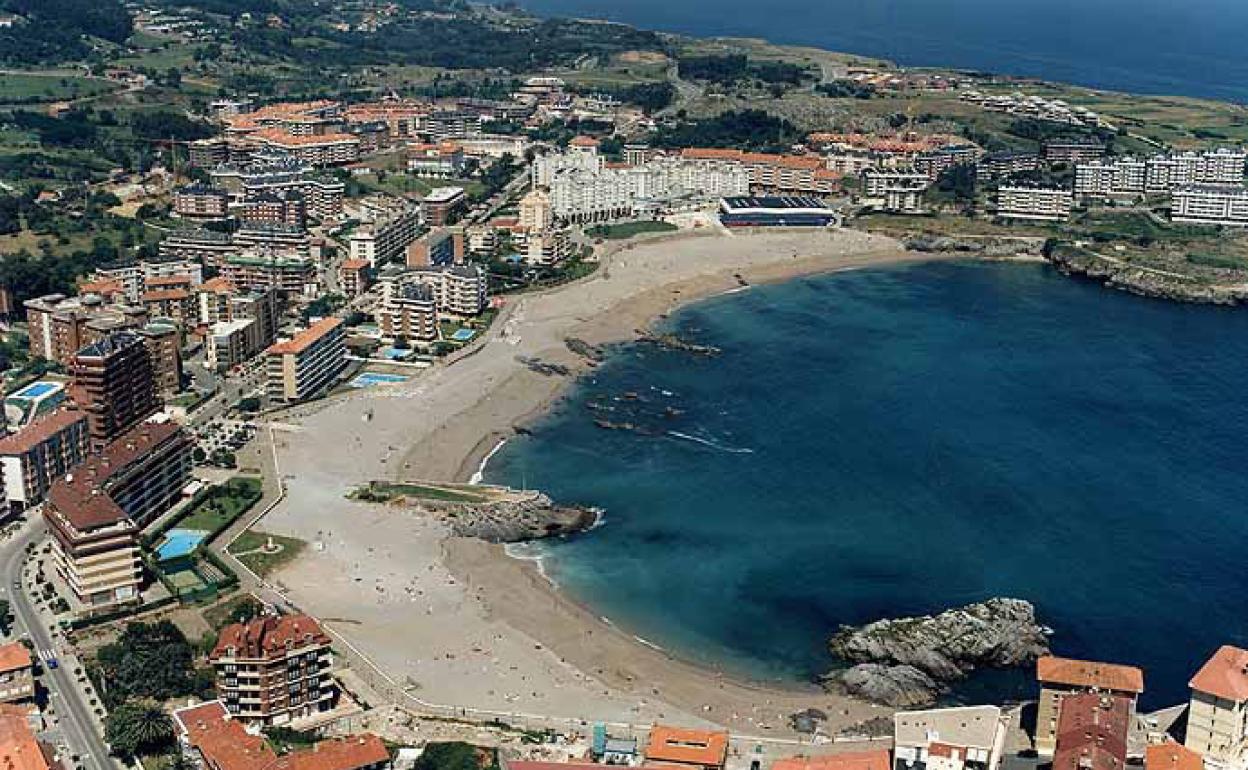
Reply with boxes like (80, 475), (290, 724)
(666, 430), (755, 454)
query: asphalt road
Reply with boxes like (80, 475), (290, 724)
(2, 521), (116, 768)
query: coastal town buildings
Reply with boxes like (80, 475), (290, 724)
(894, 706), (1007, 770)
(407, 141), (467, 177)
(1051, 693), (1130, 770)
(348, 197), (422, 268)
(0, 408), (90, 516)
(1035, 655), (1145, 756)
(977, 151), (1042, 179)
(251, 128), (361, 167)
(406, 228), (462, 268)
(1184, 645), (1248, 765)
(24, 294), (149, 365)
(860, 168), (931, 212)
(422, 186), (467, 227)
(173, 184), (230, 219)
(644, 725), (729, 770)
(1075, 158), (1147, 200)
(1075, 149), (1246, 200)
(1145, 743), (1204, 770)
(995, 185), (1074, 221)
(680, 148), (841, 194)
(718, 196), (838, 227)
(175, 700), (389, 770)
(0, 703), (56, 770)
(208, 614), (336, 724)
(265, 318), (347, 403)
(339, 258), (372, 298)
(1171, 185), (1248, 227)
(220, 250), (317, 296)
(0, 643), (33, 704)
(70, 331), (160, 449)
(1042, 141), (1107, 165)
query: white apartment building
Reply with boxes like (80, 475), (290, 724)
(518, 188), (554, 232)
(1171, 185), (1248, 227)
(348, 198), (421, 267)
(1185, 645), (1248, 766)
(895, 706), (1007, 770)
(1147, 148), (1246, 193)
(1074, 157), (1147, 199)
(545, 157), (749, 224)
(376, 267), (439, 341)
(860, 168), (930, 213)
(996, 185), (1073, 221)
(408, 265), (488, 316)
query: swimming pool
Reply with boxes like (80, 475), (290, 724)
(13, 381), (60, 399)
(156, 528), (209, 561)
(449, 328), (477, 342)
(350, 372), (410, 388)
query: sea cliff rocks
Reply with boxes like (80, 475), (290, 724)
(822, 597), (1050, 706)
(444, 492), (598, 543)
(1046, 247), (1248, 305)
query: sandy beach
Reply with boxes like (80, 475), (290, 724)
(256, 227), (961, 741)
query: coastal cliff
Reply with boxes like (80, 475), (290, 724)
(822, 598), (1050, 706)
(1046, 246), (1248, 305)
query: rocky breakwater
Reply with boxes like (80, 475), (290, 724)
(351, 481), (598, 543)
(822, 598), (1050, 707)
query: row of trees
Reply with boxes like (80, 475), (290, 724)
(652, 109), (801, 152)
(678, 54), (809, 86)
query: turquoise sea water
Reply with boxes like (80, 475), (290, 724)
(486, 260), (1248, 709)
(521, 0), (1248, 103)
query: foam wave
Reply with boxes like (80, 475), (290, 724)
(666, 430), (755, 454)
(470, 437), (509, 484)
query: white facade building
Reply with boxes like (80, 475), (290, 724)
(1171, 185), (1248, 227)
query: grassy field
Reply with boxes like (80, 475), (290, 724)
(587, 220), (679, 239)
(177, 477), (264, 534)
(229, 531), (306, 578)
(0, 74), (121, 104)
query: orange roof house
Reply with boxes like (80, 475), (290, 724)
(0, 704), (54, 770)
(772, 750), (891, 770)
(1145, 743), (1203, 770)
(1189, 645), (1248, 702)
(645, 726), (729, 770)
(1052, 694), (1130, 770)
(1037, 656), (1145, 694)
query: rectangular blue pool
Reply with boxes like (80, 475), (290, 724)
(13, 381), (58, 398)
(450, 328), (477, 342)
(157, 528), (209, 561)
(350, 372), (410, 388)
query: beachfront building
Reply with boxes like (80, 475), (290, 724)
(1171, 185), (1248, 227)
(1052, 693), (1130, 770)
(377, 279), (438, 341)
(44, 478), (143, 612)
(0, 408), (90, 516)
(681, 148), (841, 194)
(209, 614), (336, 725)
(995, 185), (1073, 222)
(718, 196), (839, 227)
(265, 318), (347, 403)
(0, 643), (33, 704)
(1035, 655), (1145, 756)
(644, 725), (729, 770)
(408, 265), (488, 316)
(894, 706), (1007, 770)
(175, 700), (388, 770)
(1146, 149), (1247, 193)
(860, 168), (931, 213)
(1185, 645), (1248, 765)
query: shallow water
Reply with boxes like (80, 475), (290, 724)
(486, 260), (1248, 708)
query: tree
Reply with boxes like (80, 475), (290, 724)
(105, 701), (175, 758)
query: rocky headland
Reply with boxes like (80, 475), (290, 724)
(1047, 246), (1248, 305)
(822, 597), (1050, 706)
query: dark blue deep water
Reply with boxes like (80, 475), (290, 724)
(486, 261), (1248, 709)
(522, 0), (1248, 103)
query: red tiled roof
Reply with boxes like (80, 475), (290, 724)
(199, 277), (238, 294)
(212, 614), (330, 660)
(0, 704), (52, 770)
(1037, 656), (1145, 694)
(1052, 694), (1130, 770)
(771, 750), (891, 770)
(272, 735), (389, 770)
(645, 726), (729, 768)
(141, 288), (191, 303)
(1189, 645), (1248, 702)
(0, 408), (85, 456)
(145, 275), (193, 288)
(0, 643), (31, 674)
(569, 135), (600, 148)
(45, 419), (188, 531)
(253, 128), (359, 148)
(266, 317), (343, 357)
(1145, 743), (1202, 770)
(340, 259), (370, 271)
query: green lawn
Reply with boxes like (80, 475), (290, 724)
(0, 74), (120, 103)
(587, 220), (679, 240)
(229, 531), (306, 578)
(178, 478), (264, 534)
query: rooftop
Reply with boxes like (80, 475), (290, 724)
(266, 317), (344, 357)
(1189, 645), (1248, 702)
(0, 408), (84, 456)
(894, 705), (1002, 750)
(1037, 655), (1145, 694)
(1145, 743), (1203, 770)
(1052, 694), (1130, 770)
(0, 642), (31, 674)
(212, 614), (330, 660)
(772, 750), (891, 770)
(0, 704), (52, 770)
(644, 725), (729, 768)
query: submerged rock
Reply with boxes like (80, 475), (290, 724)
(823, 597), (1050, 705)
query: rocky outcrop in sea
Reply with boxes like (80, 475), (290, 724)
(445, 492), (598, 543)
(822, 597), (1050, 706)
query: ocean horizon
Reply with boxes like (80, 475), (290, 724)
(521, 0), (1248, 103)
(486, 260), (1248, 709)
